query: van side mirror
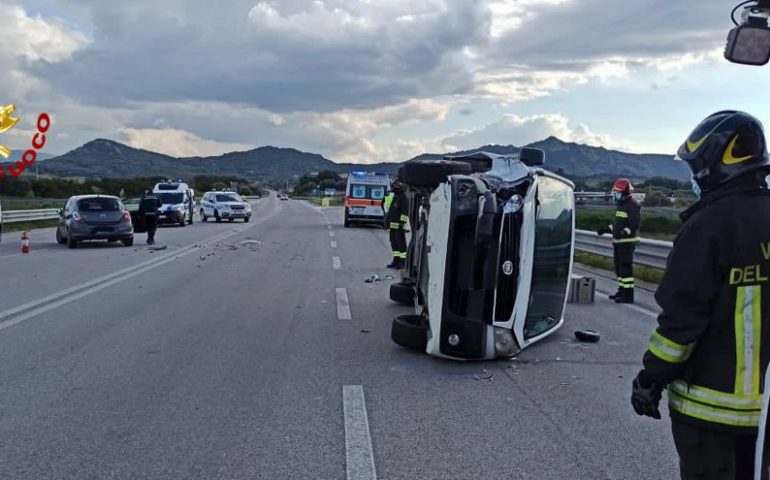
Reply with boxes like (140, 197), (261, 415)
(519, 147), (545, 166)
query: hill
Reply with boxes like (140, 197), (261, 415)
(23, 137), (689, 182)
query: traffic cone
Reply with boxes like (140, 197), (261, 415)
(21, 230), (30, 254)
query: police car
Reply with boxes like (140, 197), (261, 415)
(153, 181), (195, 227)
(199, 191), (252, 222)
(389, 149), (575, 360)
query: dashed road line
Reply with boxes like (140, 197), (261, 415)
(343, 385), (377, 480)
(331, 241), (337, 249)
(330, 231), (335, 238)
(336, 288), (352, 320)
(333, 256), (342, 270)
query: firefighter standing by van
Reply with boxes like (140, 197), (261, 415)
(386, 181), (408, 269)
(597, 178), (641, 303)
(139, 189), (161, 245)
(631, 111), (770, 479)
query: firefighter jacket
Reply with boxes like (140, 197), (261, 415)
(386, 192), (409, 230)
(642, 178), (770, 433)
(383, 192), (394, 214)
(612, 196), (641, 244)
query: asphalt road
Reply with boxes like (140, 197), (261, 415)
(0, 195), (679, 479)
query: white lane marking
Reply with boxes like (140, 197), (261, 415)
(333, 256), (342, 270)
(330, 231), (335, 238)
(336, 288), (352, 320)
(331, 241), (337, 249)
(0, 206), (280, 332)
(596, 289), (658, 319)
(343, 385), (377, 480)
(328, 225), (333, 230)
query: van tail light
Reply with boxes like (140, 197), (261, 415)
(72, 211), (85, 223)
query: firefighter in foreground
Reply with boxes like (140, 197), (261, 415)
(139, 189), (161, 245)
(597, 177), (642, 303)
(386, 181), (408, 269)
(631, 111), (770, 479)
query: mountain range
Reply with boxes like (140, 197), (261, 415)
(12, 137), (690, 182)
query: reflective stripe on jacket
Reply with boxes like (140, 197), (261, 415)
(612, 196), (641, 244)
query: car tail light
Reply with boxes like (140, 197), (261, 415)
(72, 211), (85, 223)
(122, 211), (132, 223)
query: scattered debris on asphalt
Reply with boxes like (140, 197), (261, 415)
(384, 275), (394, 280)
(148, 245), (167, 251)
(474, 369), (495, 382)
(200, 255), (206, 261)
(574, 330), (601, 343)
(365, 274), (381, 283)
(361, 328), (370, 333)
(240, 240), (262, 246)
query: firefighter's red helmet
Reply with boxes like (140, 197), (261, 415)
(612, 178), (634, 194)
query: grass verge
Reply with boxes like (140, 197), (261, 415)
(300, 197), (345, 207)
(2, 219), (60, 234)
(574, 251), (665, 285)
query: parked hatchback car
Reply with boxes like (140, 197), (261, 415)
(56, 195), (134, 248)
(389, 149), (575, 360)
(199, 191), (252, 222)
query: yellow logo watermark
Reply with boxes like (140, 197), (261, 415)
(0, 104), (21, 159)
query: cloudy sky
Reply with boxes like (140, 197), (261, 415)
(2, 0), (770, 163)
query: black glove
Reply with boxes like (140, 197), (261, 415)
(596, 226), (611, 236)
(631, 370), (663, 419)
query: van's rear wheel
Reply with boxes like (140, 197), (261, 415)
(398, 160), (472, 188)
(389, 282), (415, 306)
(201, 209), (207, 222)
(391, 315), (428, 352)
(344, 209), (351, 228)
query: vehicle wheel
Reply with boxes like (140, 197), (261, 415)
(56, 228), (66, 245)
(179, 216), (186, 227)
(215, 210), (222, 223)
(344, 210), (351, 228)
(201, 209), (207, 222)
(391, 315), (428, 352)
(244, 217), (250, 223)
(228, 218), (234, 222)
(398, 159), (472, 188)
(0, 225), (3, 244)
(389, 282), (415, 306)
(67, 232), (78, 249)
(122, 236), (134, 247)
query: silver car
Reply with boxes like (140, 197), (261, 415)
(56, 195), (134, 248)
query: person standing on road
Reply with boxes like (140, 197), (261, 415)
(631, 110), (770, 479)
(596, 178), (641, 303)
(382, 189), (395, 229)
(386, 181), (408, 269)
(139, 189), (161, 245)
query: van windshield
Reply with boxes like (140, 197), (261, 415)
(158, 193), (184, 204)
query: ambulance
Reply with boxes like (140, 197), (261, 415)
(343, 171), (390, 228)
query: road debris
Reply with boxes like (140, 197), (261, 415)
(200, 255), (206, 261)
(474, 369), (495, 382)
(240, 240), (262, 246)
(365, 274), (381, 283)
(574, 330), (601, 343)
(148, 245), (167, 251)
(361, 328), (370, 333)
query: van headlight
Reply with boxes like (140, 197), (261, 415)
(494, 327), (517, 357)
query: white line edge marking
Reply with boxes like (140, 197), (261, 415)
(336, 288), (352, 320)
(343, 385), (377, 480)
(0, 204), (280, 332)
(331, 241), (337, 249)
(333, 256), (342, 270)
(596, 289), (658, 319)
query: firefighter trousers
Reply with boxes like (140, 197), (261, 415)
(613, 243), (635, 295)
(672, 418), (770, 480)
(389, 227), (407, 261)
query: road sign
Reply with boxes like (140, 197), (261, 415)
(311, 188), (320, 196)
(324, 188), (336, 196)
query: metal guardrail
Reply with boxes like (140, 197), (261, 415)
(2, 209), (60, 223)
(575, 229), (672, 270)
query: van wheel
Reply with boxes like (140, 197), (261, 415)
(389, 282), (415, 305)
(215, 211), (222, 223)
(244, 217), (250, 223)
(201, 209), (207, 222)
(179, 216), (186, 227)
(344, 210), (351, 228)
(391, 315), (428, 352)
(398, 160), (472, 188)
